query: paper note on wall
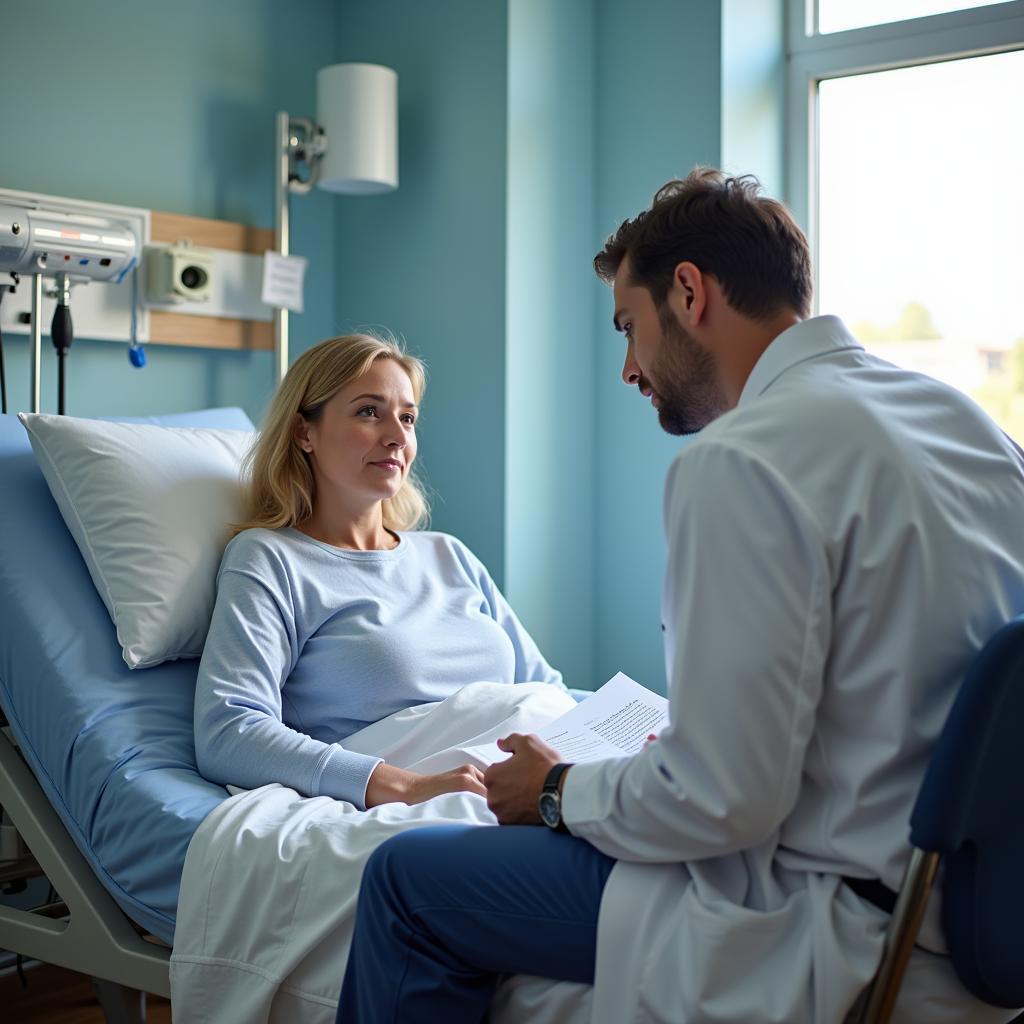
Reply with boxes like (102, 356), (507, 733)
(261, 251), (308, 313)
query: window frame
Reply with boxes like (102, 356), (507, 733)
(785, 0), (1024, 312)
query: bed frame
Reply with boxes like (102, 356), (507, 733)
(0, 723), (170, 1024)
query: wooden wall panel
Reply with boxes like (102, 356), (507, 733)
(147, 312), (273, 350)
(150, 212), (274, 254)
(147, 211), (274, 351)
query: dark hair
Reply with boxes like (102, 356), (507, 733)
(594, 168), (813, 320)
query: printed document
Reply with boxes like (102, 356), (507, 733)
(466, 672), (669, 765)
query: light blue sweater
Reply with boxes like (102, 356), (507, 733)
(194, 527), (563, 809)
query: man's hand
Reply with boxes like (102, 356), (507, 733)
(484, 733), (562, 825)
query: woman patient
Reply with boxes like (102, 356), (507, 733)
(194, 333), (564, 810)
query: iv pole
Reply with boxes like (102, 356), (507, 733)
(273, 112), (290, 387)
(30, 274), (41, 413)
(273, 112), (321, 386)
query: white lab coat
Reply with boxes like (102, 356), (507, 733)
(564, 317), (1024, 1024)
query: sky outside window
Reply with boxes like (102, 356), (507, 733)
(817, 48), (1024, 438)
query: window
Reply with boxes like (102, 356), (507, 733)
(787, 0), (1024, 436)
(816, 0), (1007, 34)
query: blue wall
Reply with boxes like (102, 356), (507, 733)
(591, 0), (724, 692)
(506, 0), (596, 688)
(0, 0), (785, 693)
(0, 0), (336, 423)
(332, 0), (511, 593)
(329, 0), (778, 692)
(721, 0), (786, 195)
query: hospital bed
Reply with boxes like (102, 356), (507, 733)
(0, 406), (593, 1024)
(0, 407), (248, 1021)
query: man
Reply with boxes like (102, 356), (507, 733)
(335, 169), (1024, 1023)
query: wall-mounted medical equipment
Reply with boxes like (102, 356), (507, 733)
(0, 204), (138, 283)
(1, 204), (277, 367)
(0, 197), (143, 415)
(144, 240), (215, 305)
(273, 62), (398, 382)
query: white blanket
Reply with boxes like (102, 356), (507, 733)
(170, 682), (595, 1024)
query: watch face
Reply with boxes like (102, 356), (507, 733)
(539, 791), (561, 829)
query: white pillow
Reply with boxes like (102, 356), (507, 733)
(19, 412), (255, 669)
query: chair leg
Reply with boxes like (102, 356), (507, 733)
(854, 848), (941, 1024)
(92, 977), (147, 1024)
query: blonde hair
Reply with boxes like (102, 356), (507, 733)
(234, 333), (429, 537)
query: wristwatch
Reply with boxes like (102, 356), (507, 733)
(538, 762), (572, 832)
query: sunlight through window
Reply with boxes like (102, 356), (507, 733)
(817, 49), (1024, 438)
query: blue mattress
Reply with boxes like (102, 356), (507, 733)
(0, 407), (251, 945)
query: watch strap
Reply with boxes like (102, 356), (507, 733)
(541, 762), (572, 832)
(543, 761), (572, 795)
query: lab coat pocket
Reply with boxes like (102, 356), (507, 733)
(633, 868), (879, 1024)
(639, 879), (815, 1023)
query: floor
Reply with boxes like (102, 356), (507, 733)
(0, 963), (171, 1023)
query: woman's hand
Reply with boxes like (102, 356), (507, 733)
(364, 761), (487, 809)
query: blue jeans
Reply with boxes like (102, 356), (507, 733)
(336, 824), (615, 1024)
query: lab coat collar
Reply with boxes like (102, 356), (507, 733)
(738, 315), (863, 408)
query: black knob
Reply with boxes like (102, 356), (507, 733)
(51, 303), (73, 353)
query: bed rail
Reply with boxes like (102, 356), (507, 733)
(0, 727), (171, 1000)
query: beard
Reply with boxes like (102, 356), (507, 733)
(643, 305), (729, 436)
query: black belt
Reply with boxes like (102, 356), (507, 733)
(843, 876), (899, 914)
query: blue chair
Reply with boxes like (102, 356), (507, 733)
(856, 616), (1024, 1022)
